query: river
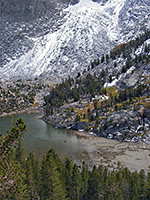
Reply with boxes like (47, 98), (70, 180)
(0, 113), (95, 161)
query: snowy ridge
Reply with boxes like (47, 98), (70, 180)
(0, 0), (150, 80)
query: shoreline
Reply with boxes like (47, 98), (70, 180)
(0, 106), (44, 118)
(1, 110), (150, 173)
(71, 130), (150, 174)
(35, 118), (150, 173)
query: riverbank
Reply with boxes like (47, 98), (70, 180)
(42, 118), (150, 173)
(0, 106), (44, 117)
(1, 110), (150, 173)
(71, 130), (150, 174)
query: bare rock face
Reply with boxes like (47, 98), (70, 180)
(0, 0), (70, 22)
(0, 0), (150, 81)
(70, 0), (80, 5)
(144, 109), (150, 120)
(92, 0), (108, 5)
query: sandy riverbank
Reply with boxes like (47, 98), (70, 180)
(71, 131), (150, 173)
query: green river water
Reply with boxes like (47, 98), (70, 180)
(0, 113), (94, 161)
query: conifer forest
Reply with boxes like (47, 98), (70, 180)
(0, 118), (150, 200)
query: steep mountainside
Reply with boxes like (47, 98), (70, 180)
(0, 0), (70, 21)
(0, 0), (150, 81)
(43, 31), (150, 143)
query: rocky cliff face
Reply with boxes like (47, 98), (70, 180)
(0, 0), (150, 81)
(0, 0), (70, 22)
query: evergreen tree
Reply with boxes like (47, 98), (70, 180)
(146, 171), (150, 199)
(86, 166), (104, 200)
(40, 149), (67, 200)
(106, 54), (109, 63)
(64, 158), (74, 199)
(139, 169), (146, 199)
(114, 61), (117, 67)
(15, 141), (26, 168)
(80, 162), (89, 200)
(130, 170), (140, 199)
(105, 170), (123, 200)
(26, 152), (40, 199)
(109, 74), (112, 83)
(70, 164), (82, 200)
(93, 99), (99, 110)
(120, 167), (131, 200)
(101, 55), (105, 63)
(0, 117), (28, 199)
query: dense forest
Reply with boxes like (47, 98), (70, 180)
(0, 118), (150, 200)
(44, 71), (149, 113)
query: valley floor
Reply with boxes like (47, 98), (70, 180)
(72, 130), (150, 174)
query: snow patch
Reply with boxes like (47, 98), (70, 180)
(104, 78), (118, 87)
(126, 66), (135, 75)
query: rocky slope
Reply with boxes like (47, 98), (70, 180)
(0, 0), (150, 81)
(43, 31), (150, 143)
(44, 78), (150, 143)
(0, 0), (70, 21)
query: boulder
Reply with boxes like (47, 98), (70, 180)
(144, 109), (150, 120)
(71, 121), (89, 130)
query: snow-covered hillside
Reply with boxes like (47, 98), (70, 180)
(0, 0), (150, 81)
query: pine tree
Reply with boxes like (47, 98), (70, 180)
(64, 158), (74, 198)
(106, 54), (109, 63)
(70, 164), (82, 200)
(15, 141), (26, 168)
(146, 171), (150, 199)
(0, 117), (28, 199)
(105, 170), (123, 200)
(139, 169), (146, 199)
(130, 170), (140, 199)
(109, 74), (112, 83)
(26, 152), (40, 199)
(101, 55), (105, 63)
(40, 149), (67, 200)
(120, 167), (131, 200)
(80, 162), (89, 200)
(86, 166), (104, 200)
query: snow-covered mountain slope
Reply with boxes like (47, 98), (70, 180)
(0, 0), (150, 81)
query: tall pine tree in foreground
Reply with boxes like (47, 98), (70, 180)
(64, 158), (74, 199)
(40, 149), (68, 200)
(70, 164), (82, 200)
(0, 117), (28, 199)
(15, 141), (26, 168)
(26, 152), (40, 199)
